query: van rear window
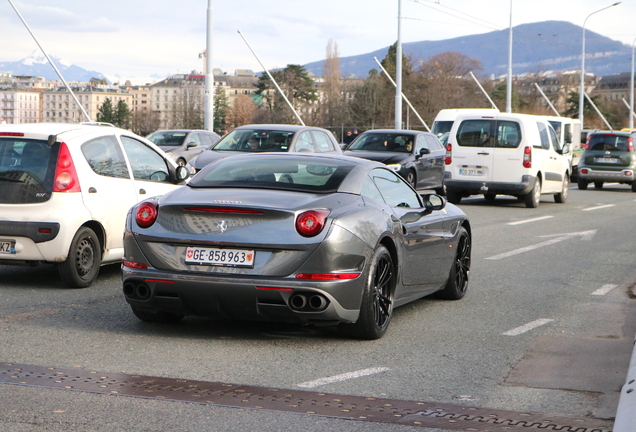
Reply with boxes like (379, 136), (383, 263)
(456, 120), (521, 148)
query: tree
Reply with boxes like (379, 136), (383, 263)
(131, 110), (161, 136)
(345, 70), (392, 129)
(318, 39), (342, 127)
(228, 94), (257, 127)
(96, 98), (116, 124)
(169, 86), (204, 129)
(213, 85), (230, 133)
(255, 64), (317, 124)
(115, 100), (131, 129)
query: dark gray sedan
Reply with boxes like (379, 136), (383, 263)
(122, 153), (471, 339)
(343, 129), (446, 194)
(186, 124), (342, 174)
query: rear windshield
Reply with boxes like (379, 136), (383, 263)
(0, 138), (57, 204)
(189, 157), (354, 193)
(212, 129), (295, 152)
(346, 133), (415, 152)
(587, 134), (632, 152)
(456, 119), (522, 148)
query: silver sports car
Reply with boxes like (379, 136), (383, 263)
(122, 153), (471, 339)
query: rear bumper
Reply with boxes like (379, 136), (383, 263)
(578, 167), (634, 182)
(445, 175), (536, 196)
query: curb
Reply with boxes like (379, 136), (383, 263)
(614, 333), (636, 432)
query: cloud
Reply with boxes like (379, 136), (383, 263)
(11, 1), (118, 32)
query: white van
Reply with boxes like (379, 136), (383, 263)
(431, 108), (500, 137)
(444, 112), (571, 208)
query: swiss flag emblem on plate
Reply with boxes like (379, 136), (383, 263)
(187, 250), (193, 258)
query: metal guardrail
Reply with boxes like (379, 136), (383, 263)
(614, 333), (636, 432)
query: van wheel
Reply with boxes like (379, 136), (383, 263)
(447, 191), (462, 204)
(524, 178), (541, 208)
(58, 227), (101, 288)
(577, 178), (588, 190)
(554, 175), (569, 203)
(594, 181), (604, 189)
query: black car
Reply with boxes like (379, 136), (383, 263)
(186, 124), (342, 174)
(123, 153), (471, 339)
(343, 129), (446, 194)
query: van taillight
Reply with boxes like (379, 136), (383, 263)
(523, 146), (532, 168)
(629, 137), (633, 151)
(585, 134), (591, 150)
(445, 144), (452, 165)
(53, 142), (81, 192)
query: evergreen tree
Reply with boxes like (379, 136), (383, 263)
(213, 85), (230, 133)
(96, 98), (116, 124)
(255, 64), (317, 124)
(115, 100), (132, 129)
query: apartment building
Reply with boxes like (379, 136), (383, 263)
(0, 85), (42, 124)
(42, 85), (133, 123)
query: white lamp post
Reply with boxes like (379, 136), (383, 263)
(395, 0), (403, 130)
(204, 0), (214, 131)
(630, 36), (636, 129)
(506, 0), (513, 113)
(579, 2), (621, 129)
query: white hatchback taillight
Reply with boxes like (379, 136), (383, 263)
(295, 210), (330, 237)
(523, 146), (531, 168)
(53, 142), (81, 192)
(445, 143), (452, 165)
(136, 201), (158, 228)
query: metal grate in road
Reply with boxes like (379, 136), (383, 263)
(0, 362), (613, 432)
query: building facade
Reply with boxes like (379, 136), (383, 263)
(42, 85), (133, 123)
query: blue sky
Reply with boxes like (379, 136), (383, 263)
(0, 0), (633, 84)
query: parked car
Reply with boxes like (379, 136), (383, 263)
(122, 153), (471, 339)
(146, 130), (221, 166)
(445, 113), (571, 207)
(185, 124), (342, 174)
(343, 129), (446, 194)
(0, 122), (188, 288)
(577, 130), (636, 191)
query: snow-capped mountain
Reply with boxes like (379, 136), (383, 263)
(0, 51), (109, 83)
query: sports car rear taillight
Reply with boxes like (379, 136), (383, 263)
(523, 146), (531, 168)
(445, 144), (452, 165)
(53, 142), (81, 192)
(295, 210), (330, 237)
(136, 201), (158, 228)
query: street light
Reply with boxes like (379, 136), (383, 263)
(579, 2), (621, 129)
(630, 36), (636, 129)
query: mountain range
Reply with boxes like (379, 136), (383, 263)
(0, 51), (109, 83)
(304, 20), (632, 79)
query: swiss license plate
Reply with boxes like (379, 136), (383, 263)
(459, 168), (486, 176)
(0, 239), (16, 254)
(185, 247), (255, 267)
(595, 157), (619, 163)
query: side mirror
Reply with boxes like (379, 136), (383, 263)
(175, 165), (189, 182)
(186, 142), (197, 149)
(419, 148), (430, 155)
(562, 143), (570, 154)
(420, 193), (446, 212)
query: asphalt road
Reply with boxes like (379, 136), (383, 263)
(1, 184), (635, 431)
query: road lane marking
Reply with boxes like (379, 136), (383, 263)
(591, 284), (618, 296)
(486, 230), (596, 260)
(296, 367), (390, 388)
(582, 204), (615, 211)
(502, 319), (554, 336)
(508, 216), (554, 225)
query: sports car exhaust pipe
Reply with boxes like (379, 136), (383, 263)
(123, 283), (135, 298)
(289, 294), (307, 310)
(135, 284), (151, 300)
(308, 294), (328, 311)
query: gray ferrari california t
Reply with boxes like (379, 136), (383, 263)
(122, 153), (471, 339)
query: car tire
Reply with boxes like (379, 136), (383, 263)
(58, 227), (101, 288)
(434, 180), (447, 196)
(594, 181), (603, 189)
(339, 245), (394, 340)
(632, 182), (636, 192)
(554, 175), (569, 203)
(484, 193), (496, 201)
(446, 191), (462, 205)
(131, 307), (184, 324)
(577, 178), (588, 190)
(524, 178), (541, 208)
(406, 170), (416, 189)
(438, 226), (470, 300)
(176, 158), (187, 167)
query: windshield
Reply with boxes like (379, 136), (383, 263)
(147, 132), (187, 147)
(190, 156), (354, 193)
(432, 121), (453, 136)
(212, 129), (295, 152)
(346, 133), (414, 153)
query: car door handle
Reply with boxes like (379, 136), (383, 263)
(139, 188), (146, 195)
(477, 152), (490, 155)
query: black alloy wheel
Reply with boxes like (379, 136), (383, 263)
(438, 226), (470, 300)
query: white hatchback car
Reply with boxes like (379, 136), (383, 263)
(0, 123), (188, 287)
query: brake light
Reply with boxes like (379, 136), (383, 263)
(629, 137), (633, 151)
(122, 260), (148, 269)
(136, 201), (158, 228)
(295, 273), (360, 280)
(586, 134), (591, 150)
(183, 207), (263, 214)
(445, 144), (452, 165)
(523, 146), (532, 168)
(53, 142), (80, 192)
(295, 209), (330, 237)
(0, 132), (24, 137)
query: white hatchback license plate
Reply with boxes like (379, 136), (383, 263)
(595, 157), (619, 163)
(185, 247), (255, 267)
(0, 239), (16, 254)
(459, 168), (486, 176)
